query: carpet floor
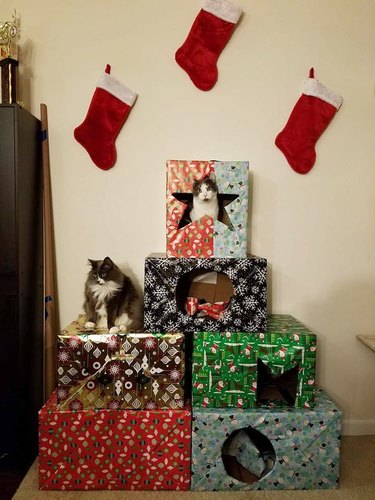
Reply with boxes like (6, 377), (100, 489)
(13, 435), (375, 500)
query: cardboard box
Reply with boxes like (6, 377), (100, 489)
(57, 316), (185, 410)
(189, 271), (234, 303)
(39, 391), (191, 490)
(144, 253), (267, 333)
(166, 160), (249, 258)
(191, 388), (341, 491)
(192, 315), (316, 409)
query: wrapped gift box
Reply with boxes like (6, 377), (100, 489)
(57, 316), (185, 410)
(144, 253), (267, 333)
(39, 391), (191, 491)
(191, 388), (341, 491)
(192, 314), (316, 409)
(166, 160), (248, 258)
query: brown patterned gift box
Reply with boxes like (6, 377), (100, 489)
(57, 317), (185, 410)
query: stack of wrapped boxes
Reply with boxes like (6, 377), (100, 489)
(38, 160), (342, 491)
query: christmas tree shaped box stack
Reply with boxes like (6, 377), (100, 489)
(38, 159), (342, 491)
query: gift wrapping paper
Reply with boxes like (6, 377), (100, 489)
(144, 253), (267, 333)
(192, 314), (316, 409)
(166, 160), (248, 258)
(57, 316), (185, 410)
(191, 388), (341, 491)
(39, 391), (191, 490)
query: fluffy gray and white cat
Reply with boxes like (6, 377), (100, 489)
(83, 257), (143, 333)
(190, 173), (219, 222)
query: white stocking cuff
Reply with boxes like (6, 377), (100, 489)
(303, 78), (343, 110)
(203, 0), (242, 24)
(97, 72), (138, 107)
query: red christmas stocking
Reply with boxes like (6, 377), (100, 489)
(74, 65), (137, 170)
(175, 0), (242, 91)
(275, 69), (343, 174)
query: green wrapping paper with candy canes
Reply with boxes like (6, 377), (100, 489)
(192, 314), (316, 409)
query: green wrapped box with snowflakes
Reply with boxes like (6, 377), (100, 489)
(192, 314), (316, 409)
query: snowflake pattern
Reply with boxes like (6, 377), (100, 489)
(144, 337), (156, 350)
(58, 349), (70, 363)
(169, 369), (181, 381)
(145, 401), (157, 410)
(144, 255), (267, 333)
(107, 361), (121, 377)
(107, 335), (120, 350)
(69, 399), (84, 411)
(68, 336), (81, 349)
(57, 387), (69, 401)
(107, 400), (121, 410)
(154, 285), (168, 300)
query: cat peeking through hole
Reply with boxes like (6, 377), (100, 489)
(83, 257), (143, 333)
(176, 173), (237, 230)
(178, 173), (219, 228)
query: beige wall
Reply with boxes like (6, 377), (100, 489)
(4, 0), (375, 434)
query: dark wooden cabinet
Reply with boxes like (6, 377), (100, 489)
(0, 104), (43, 470)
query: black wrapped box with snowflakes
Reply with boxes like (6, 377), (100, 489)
(144, 253), (267, 333)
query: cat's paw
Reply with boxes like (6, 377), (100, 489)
(85, 321), (96, 330)
(109, 326), (120, 334)
(119, 324), (128, 332)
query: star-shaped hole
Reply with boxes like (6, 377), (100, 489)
(172, 192), (239, 231)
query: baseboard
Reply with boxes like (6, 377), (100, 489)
(342, 418), (375, 436)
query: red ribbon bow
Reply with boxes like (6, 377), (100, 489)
(186, 297), (228, 320)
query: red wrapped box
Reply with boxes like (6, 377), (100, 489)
(38, 391), (191, 491)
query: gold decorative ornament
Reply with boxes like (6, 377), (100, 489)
(0, 10), (18, 60)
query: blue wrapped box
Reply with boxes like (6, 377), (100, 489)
(191, 389), (341, 490)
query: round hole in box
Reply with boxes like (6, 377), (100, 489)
(175, 270), (235, 316)
(221, 426), (275, 484)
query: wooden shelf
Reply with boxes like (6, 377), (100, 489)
(357, 335), (375, 353)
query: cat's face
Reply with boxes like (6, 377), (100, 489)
(192, 175), (218, 202)
(88, 257), (116, 285)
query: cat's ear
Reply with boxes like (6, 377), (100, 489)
(208, 172), (216, 182)
(88, 259), (98, 269)
(102, 256), (114, 271)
